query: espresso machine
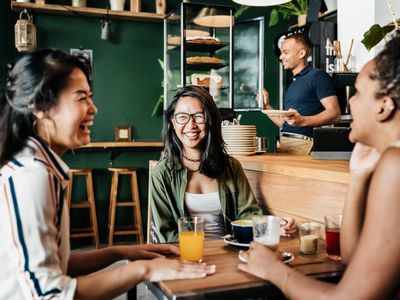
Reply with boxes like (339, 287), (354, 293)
(331, 72), (357, 122)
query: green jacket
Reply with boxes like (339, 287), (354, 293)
(149, 156), (263, 243)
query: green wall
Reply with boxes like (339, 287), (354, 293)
(0, 0), (289, 247)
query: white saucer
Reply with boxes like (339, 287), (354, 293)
(223, 235), (250, 248)
(262, 110), (295, 117)
(238, 251), (294, 264)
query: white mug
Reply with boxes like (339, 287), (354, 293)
(252, 215), (281, 250)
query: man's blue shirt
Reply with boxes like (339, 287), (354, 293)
(282, 65), (336, 137)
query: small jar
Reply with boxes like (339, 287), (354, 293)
(299, 222), (320, 255)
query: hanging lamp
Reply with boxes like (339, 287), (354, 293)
(15, 9), (37, 52)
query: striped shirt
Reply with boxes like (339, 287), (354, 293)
(0, 136), (77, 299)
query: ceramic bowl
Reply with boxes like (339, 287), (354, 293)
(231, 220), (253, 244)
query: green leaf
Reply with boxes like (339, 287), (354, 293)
(361, 24), (395, 51)
(157, 58), (164, 70)
(235, 5), (249, 18)
(269, 9), (279, 27)
(151, 94), (164, 118)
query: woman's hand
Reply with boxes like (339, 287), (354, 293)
(238, 242), (282, 280)
(143, 258), (216, 282)
(280, 217), (297, 236)
(349, 143), (380, 175)
(122, 244), (180, 260)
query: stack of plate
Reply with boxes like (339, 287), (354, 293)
(222, 125), (257, 156)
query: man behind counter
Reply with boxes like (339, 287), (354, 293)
(262, 32), (341, 155)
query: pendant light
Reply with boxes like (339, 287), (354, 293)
(15, 9), (37, 52)
(232, 0), (291, 6)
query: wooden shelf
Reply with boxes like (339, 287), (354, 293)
(10, 1), (165, 23)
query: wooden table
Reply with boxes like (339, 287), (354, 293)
(143, 237), (345, 300)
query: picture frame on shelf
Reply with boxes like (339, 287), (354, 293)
(70, 48), (93, 68)
(115, 126), (132, 142)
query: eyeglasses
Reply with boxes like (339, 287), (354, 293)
(173, 112), (206, 125)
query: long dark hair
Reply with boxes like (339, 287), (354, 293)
(0, 49), (92, 166)
(162, 85), (229, 178)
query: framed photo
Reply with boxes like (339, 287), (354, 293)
(115, 126), (132, 142)
(70, 48), (93, 68)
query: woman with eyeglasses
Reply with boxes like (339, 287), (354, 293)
(150, 85), (296, 243)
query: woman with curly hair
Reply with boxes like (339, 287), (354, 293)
(239, 32), (400, 300)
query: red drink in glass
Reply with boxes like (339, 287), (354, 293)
(325, 227), (341, 260)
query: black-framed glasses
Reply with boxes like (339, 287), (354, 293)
(174, 112), (206, 125)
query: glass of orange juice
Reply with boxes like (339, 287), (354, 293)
(178, 216), (205, 263)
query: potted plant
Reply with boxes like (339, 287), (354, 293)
(362, 18), (399, 50)
(268, 0), (308, 27)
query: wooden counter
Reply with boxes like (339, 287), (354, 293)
(236, 154), (349, 225)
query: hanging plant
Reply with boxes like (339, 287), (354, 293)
(361, 19), (400, 51)
(362, 0), (399, 51)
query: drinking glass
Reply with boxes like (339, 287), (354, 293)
(299, 222), (320, 255)
(178, 217), (205, 263)
(252, 215), (281, 250)
(324, 214), (342, 260)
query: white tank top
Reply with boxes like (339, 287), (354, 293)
(185, 192), (226, 240)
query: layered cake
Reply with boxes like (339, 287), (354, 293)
(167, 33), (220, 46)
(191, 73), (223, 88)
(186, 56), (222, 64)
(186, 36), (221, 45)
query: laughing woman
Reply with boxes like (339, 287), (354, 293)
(239, 32), (400, 300)
(0, 50), (214, 300)
(150, 86), (296, 243)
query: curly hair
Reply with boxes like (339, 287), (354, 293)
(162, 85), (229, 179)
(371, 30), (400, 106)
(0, 49), (92, 166)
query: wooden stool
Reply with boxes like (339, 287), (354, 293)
(65, 169), (100, 249)
(108, 168), (144, 246)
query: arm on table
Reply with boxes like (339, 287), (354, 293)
(68, 244), (180, 276)
(74, 258), (215, 300)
